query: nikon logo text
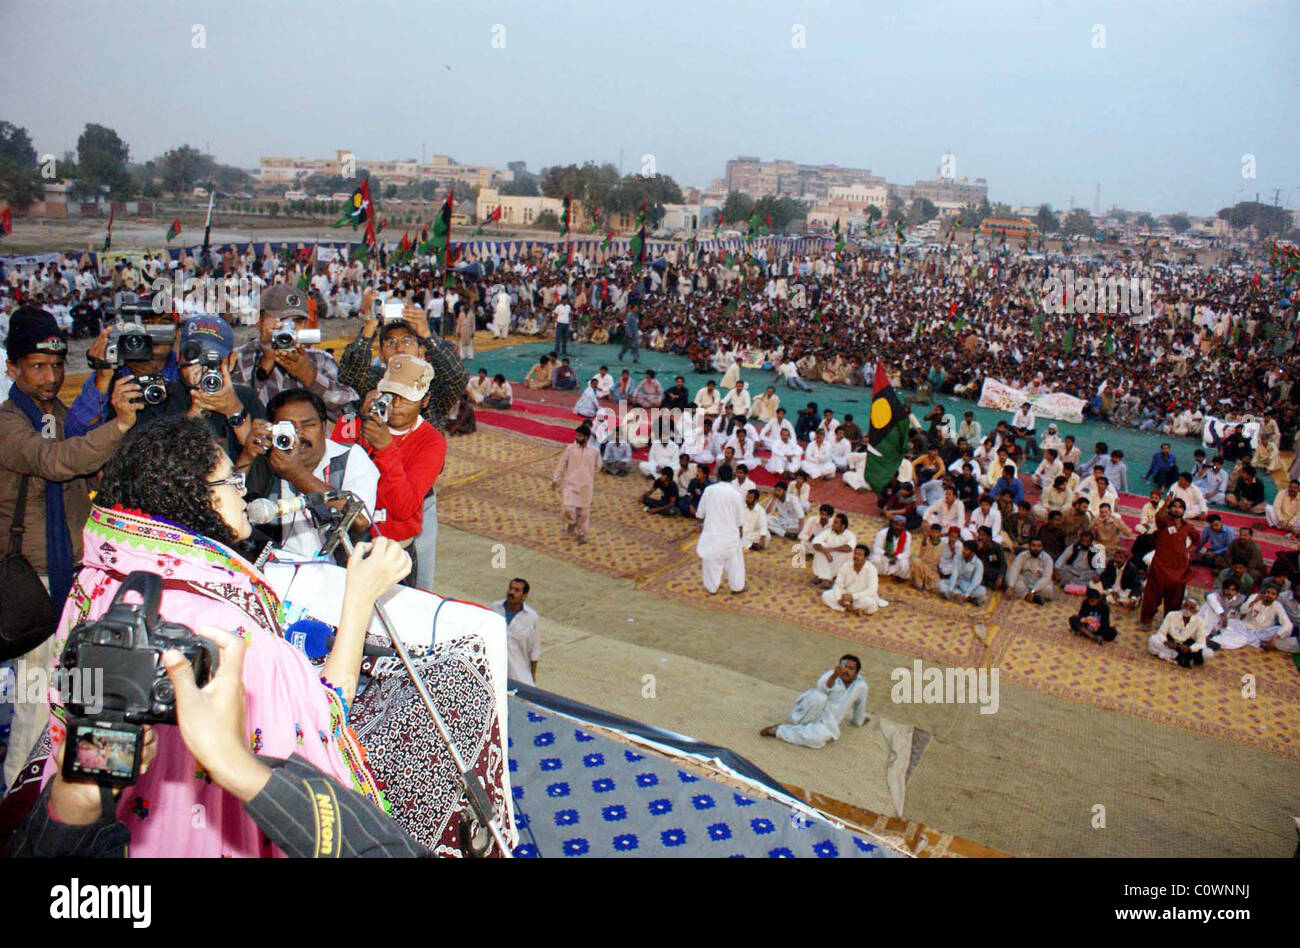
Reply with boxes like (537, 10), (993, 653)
(890, 660), (999, 714)
(50, 879), (151, 928)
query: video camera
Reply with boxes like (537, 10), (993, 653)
(59, 571), (219, 786)
(271, 324), (322, 350)
(102, 322), (176, 369)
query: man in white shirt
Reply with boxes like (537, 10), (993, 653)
(1224, 584), (1296, 651)
(764, 427), (803, 475)
(829, 428), (853, 472)
(1168, 472), (1209, 522)
(258, 389), (380, 559)
(957, 411), (983, 446)
(694, 380), (722, 419)
(640, 433), (680, 478)
(802, 429), (837, 479)
(761, 657), (869, 748)
(721, 379), (751, 419)
(822, 544), (885, 614)
(870, 517), (912, 580)
(696, 464), (747, 594)
(553, 300), (572, 356)
(1076, 472), (1119, 518)
(741, 488), (770, 551)
(593, 365), (615, 400)
(491, 577), (542, 685)
(811, 512), (856, 586)
(764, 480), (806, 538)
(1147, 598), (1210, 666)
(759, 407), (796, 450)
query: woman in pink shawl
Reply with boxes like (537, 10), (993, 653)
(39, 416), (409, 857)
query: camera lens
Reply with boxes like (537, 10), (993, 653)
(200, 371), (223, 395)
(153, 679), (174, 703)
(143, 383), (167, 405)
(274, 433), (293, 450)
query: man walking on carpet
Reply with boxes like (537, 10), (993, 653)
(761, 656), (869, 749)
(552, 424), (601, 544)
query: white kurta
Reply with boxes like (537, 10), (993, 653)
(811, 527), (856, 580)
(765, 438), (803, 474)
(741, 504), (770, 549)
(822, 559), (883, 613)
(695, 482), (747, 593)
(802, 440), (836, 478)
(776, 671), (869, 748)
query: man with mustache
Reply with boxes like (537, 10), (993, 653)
(243, 388), (379, 559)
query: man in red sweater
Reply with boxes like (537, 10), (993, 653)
(335, 354), (445, 588)
(1139, 497), (1201, 627)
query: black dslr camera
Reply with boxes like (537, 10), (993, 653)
(59, 572), (219, 786)
(181, 340), (224, 395)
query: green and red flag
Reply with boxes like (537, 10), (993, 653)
(600, 229), (615, 251)
(864, 364), (909, 493)
(332, 178), (373, 231)
(712, 214), (722, 238)
(747, 212), (761, 238)
(587, 206), (602, 234)
(102, 204), (114, 252)
(949, 298), (964, 333)
(471, 205), (502, 237)
(1, 206), (12, 238)
(629, 201), (647, 269)
(559, 193), (572, 237)
(1063, 318), (1077, 355)
(166, 217), (181, 242)
(833, 219), (845, 253)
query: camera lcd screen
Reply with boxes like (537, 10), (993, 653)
(383, 302), (405, 322)
(63, 719), (143, 787)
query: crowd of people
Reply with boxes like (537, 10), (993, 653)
(2, 230), (1299, 854)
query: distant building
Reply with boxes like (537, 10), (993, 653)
(259, 150), (499, 190)
(908, 175), (989, 210)
(475, 188), (564, 227)
(723, 156), (885, 200)
(979, 217), (1037, 239)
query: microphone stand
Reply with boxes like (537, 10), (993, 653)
(309, 494), (512, 858)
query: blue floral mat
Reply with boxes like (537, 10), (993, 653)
(507, 696), (901, 859)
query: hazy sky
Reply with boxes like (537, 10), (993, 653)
(2, 0), (1297, 215)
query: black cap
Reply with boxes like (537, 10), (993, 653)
(4, 306), (67, 362)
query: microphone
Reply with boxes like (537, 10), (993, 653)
(284, 618), (333, 660)
(247, 492), (331, 525)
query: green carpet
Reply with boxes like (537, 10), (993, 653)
(464, 341), (1270, 499)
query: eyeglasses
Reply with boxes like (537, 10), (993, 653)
(206, 472), (247, 493)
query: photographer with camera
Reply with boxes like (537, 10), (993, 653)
(64, 307), (179, 437)
(337, 300), (468, 434)
(334, 354), (445, 591)
(9, 623), (430, 858)
(231, 285), (357, 423)
(1, 307), (142, 788)
(13, 415), (410, 857)
(238, 389), (378, 558)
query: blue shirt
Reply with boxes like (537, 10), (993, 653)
(988, 476), (1026, 505)
(1197, 524), (1236, 556)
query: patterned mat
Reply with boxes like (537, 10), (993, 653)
(439, 427), (1300, 761)
(508, 698), (901, 858)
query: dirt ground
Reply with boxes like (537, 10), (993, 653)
(434, 524), (1300, 858)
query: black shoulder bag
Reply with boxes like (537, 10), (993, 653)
(0, 476), (59, 662)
